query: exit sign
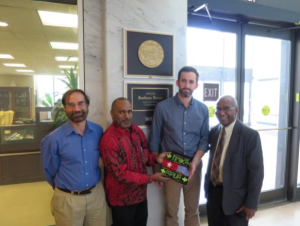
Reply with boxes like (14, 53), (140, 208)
(203, 83), (219, 101)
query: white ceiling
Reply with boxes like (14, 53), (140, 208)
(0, 0), (78, 77)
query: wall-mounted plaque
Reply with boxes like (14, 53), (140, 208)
(125, 82), (174, 127)
(124, 28), (174, 78)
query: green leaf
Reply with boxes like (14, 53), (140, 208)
(44, 94), (53, 106)
(40, 93), (53, 107)
(54, 108), (68, 128)
(60, 63), (78, 89)
(41, 99), (50, 107)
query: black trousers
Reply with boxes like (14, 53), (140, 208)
(206, 182), (248, 226)
(111, 199), (148, 226)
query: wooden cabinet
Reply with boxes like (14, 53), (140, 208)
(0, 87), (31, 121)
(0, 124), (44, 185)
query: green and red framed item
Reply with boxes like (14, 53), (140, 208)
(161, 152), (191, 185)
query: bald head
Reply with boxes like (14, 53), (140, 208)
(217, 95), (238, 108)
(111, 97), (130, 111)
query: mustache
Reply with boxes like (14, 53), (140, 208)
(71, 110), (85, 116)
(181, 88), (192, 92)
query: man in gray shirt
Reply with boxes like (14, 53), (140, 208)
(149, 66), (209, 226)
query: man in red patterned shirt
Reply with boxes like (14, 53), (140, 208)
(99, 97), (169, 226)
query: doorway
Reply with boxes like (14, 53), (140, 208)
(187, 17), (294, 215)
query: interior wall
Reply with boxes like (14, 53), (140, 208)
(83, 0), (187, 129)
(0, 75), (35, 119)
(83, 0), (187, 225)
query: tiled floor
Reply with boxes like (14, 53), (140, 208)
(0, 181), (300, 226)
(200, 201), (300, 226)
(0, 182), (55, 226)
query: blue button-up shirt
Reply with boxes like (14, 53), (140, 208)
(149, 93), (209, 158)
(41, 120), (103, 190)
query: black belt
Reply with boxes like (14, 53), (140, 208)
(57, 185), (96, 195)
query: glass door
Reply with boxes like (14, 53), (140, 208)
(187, 19), (240, 211)
(188, 17), (293, 214)
(242, 24), (292, 203)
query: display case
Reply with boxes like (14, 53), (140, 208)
(0, 87), (31, 121)
(1, 125), (36, 144)
(0, 124), (44, 185)
(0, 124), (38, 153)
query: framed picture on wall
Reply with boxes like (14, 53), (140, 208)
(124, 81), (174, 127)
(124, 28), (175, 78)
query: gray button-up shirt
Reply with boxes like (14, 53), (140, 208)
(149, 93), (209, 158)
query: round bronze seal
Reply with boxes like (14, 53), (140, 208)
(138, 40), (164, 68)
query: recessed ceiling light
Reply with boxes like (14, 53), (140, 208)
(58, 65), (74, 69)
(16, 69), (35, 72)
(61, 70), (77, 74)
(0, 54), (14, 59)
(38, 11), (78, 28)
(55, 56), (78, 62)
(0, 22), (8, 27)
(3, 63), (26, 67)
(50, 42), (78, 50)
(34, 74), (62, 77)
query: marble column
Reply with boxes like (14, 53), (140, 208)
(83, 1), (188, 225)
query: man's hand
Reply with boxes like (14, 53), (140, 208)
(156, 152), (170, 164)
(152, 172), (169, 183)
(154, 181), (164, 189)
(188, 150), (205, 180)
(152, 163), (163, 189)
(188, 161), (197, 180)
(236, 205), (256, 220)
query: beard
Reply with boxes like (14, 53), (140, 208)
(179, 88), (194, 97)
(120, 119), (132, 129)
(66, 109), (88, 123)
(114, 119), (132, 129)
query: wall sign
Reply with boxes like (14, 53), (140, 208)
(203, 83), (219, 101)
(125, 82), (174, 127)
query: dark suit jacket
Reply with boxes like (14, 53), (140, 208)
(204, 120), (264, 215)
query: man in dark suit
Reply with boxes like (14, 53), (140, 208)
(204, 95), (264, 226)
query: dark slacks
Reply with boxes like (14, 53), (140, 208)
(111, 199), (148, 226)
(206, 182), (248, 226)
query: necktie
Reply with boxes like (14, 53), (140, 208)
(211, 127), (226, 186)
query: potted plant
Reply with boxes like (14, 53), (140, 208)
(53, 63), (78, 128)
(40, 61), (78, 128)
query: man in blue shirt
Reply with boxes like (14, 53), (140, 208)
(149, 66), (209, 226)
(41, 89), (108, 226)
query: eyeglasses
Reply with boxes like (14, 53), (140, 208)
(216, 107), (236, 113)
(66, 101), (86, 108)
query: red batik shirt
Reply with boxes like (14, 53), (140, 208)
(99, 123), (157, 206)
